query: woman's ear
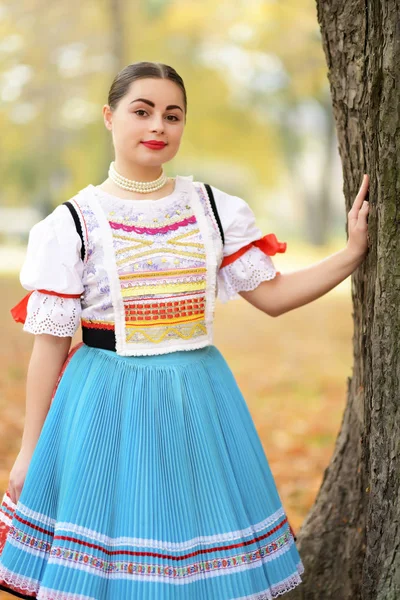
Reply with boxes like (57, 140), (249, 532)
(102, 105), (113, 131)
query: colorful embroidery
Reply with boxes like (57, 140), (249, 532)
(76, 192), (115, 331)
(126, 322), (207, 344)
(5, 511), (295, 583)
(101, 194), (209, 348)
(64, 178), (223, 355)
(109, 214), (196, 234)
(81, 319), (114, 330)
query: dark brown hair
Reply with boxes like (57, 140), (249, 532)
(107, 61), (187, 120)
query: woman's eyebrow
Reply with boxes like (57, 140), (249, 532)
(130, 98), (183, 112)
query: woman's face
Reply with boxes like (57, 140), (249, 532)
(103, 77), (186, 167)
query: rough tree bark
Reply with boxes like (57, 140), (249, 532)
(287, 2), (400, 599)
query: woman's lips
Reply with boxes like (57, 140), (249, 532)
(141, 141), (167, 150)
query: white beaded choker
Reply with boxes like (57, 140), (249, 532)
(108, 161), (168, 193)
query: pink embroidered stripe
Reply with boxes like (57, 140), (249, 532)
(109, 215), (196, 234)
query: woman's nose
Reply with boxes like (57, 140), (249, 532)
(150, 115), (164, 132)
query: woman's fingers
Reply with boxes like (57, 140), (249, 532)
(349, 174), (369, 221)
(347, 175), (370, 256)
(355, 174), (369, 204)
(358, 197), (370, 228)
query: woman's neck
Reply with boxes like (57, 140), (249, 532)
(96, 177), (176, 201)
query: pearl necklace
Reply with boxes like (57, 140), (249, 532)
(108, 161), (168, 193)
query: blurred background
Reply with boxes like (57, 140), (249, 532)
(0, 0), (353, 542)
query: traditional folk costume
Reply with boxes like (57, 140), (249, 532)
(0, 175), (304, 599)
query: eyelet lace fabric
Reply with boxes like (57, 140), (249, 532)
(217, 245), (277, 303)
(23, 291), (81, 337)
(234, 564), (304, 598)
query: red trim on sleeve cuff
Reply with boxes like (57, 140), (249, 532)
(220, 233), (287, 269)
(10, 290), (82, 324)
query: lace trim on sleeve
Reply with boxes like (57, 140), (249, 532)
(217, 245), (277, 303)
(22, 291), (81, 337)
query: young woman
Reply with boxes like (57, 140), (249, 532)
(0, 61), (369, 600)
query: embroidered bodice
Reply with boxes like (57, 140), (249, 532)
(13, 175), (286, 356)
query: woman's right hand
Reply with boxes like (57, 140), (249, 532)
(8, 447), (34, 505)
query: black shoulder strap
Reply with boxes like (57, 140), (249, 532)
(62, 201), (86, 262)
(204, 183), (225, 246)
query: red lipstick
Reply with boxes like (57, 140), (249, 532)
(141, 141), (167, 150)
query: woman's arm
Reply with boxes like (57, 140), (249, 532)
(239, 174), (370, 317)
(239, 247), (364, 317)
(20, 333), (72, 455)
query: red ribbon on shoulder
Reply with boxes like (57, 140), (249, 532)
(11, 290), (82, 324)
(220, 233), (287, 269)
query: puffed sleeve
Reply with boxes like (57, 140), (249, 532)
(10, 204), (84, 336)
(211, 186), (287, 303)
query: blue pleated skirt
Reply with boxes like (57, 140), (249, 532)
(0, 342), (304, 599)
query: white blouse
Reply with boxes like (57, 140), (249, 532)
(213, 187), (278, 303)
(17, 176), (282, 353)
(20, 205), (84, 337)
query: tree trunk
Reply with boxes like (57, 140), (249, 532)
(287, 2), (400, 599)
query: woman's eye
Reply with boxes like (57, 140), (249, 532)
(134, 110), (179, 122)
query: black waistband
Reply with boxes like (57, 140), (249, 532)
(82, 326), (116, 351)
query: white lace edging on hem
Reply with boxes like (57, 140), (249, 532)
(0, 559), (304, 599)
(0, 562), (96, 599)
(233, 560), (305, 599)
(0, 563), (39, 595)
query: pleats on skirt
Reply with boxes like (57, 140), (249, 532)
(0, 342), (304, 600)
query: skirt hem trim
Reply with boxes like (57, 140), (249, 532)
(232, 560), (305, 599)
(0, 582), (36, 599)
(0, 560), (304, 600)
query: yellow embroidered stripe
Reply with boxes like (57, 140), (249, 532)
(125, 323), (207, 344)
(121, 281), (206, 297)
(167, 229), (200, 242)
(111, 233), (154, 244)
(125, 314), (205, 327)
(116, 247), (206, 266)
(114, 241), (153, 253)
(170, 241), (205, 248)
(167, 230), (204, 248)
(119, 267), (206, 279)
